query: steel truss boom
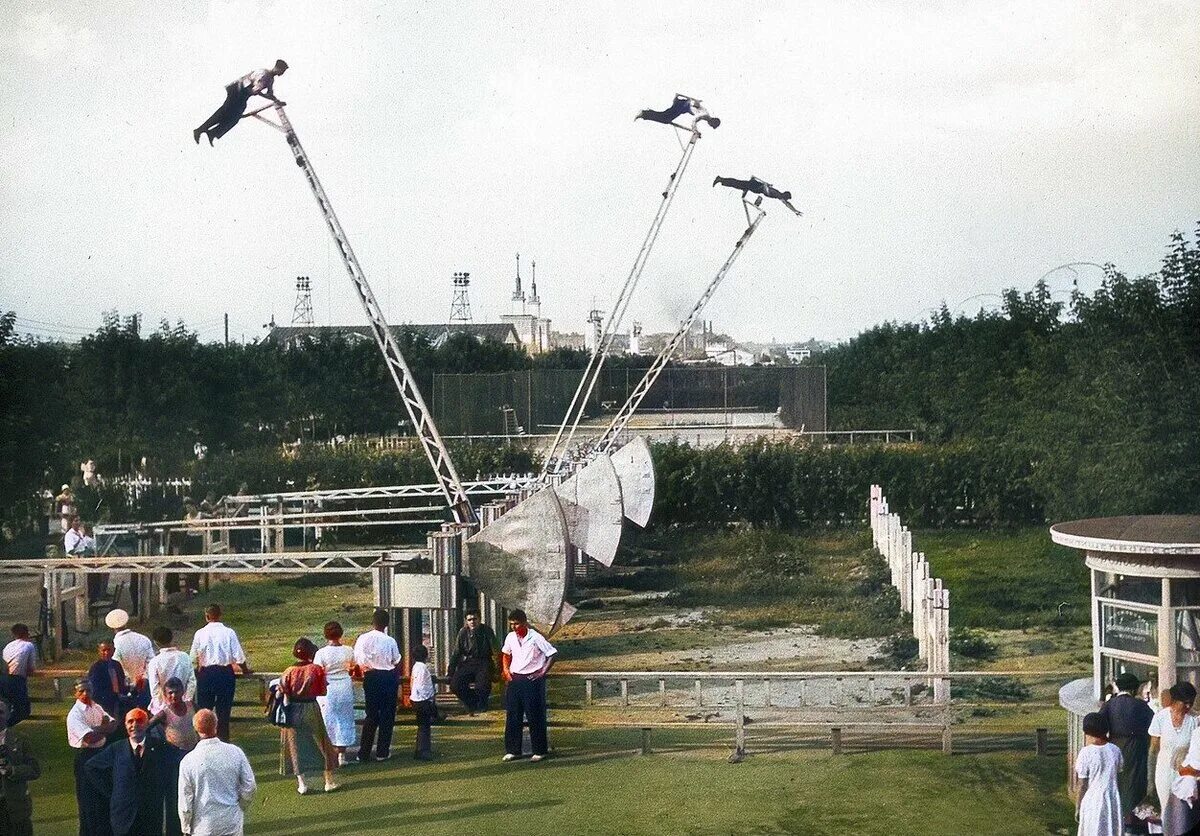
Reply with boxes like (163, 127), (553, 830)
(0, 550), (419, 574)
(250, 104), (476, 524)
(593, 197), (768, 455)
(541, 110), (714, 478)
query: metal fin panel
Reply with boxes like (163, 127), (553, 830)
(610, 436), (656, 527)
(554, 454), (624, 567)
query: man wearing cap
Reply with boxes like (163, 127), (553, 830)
(2, 625), (36, 727)
(190, 604), (251, 742)
(109, 610), (154, 711)
(193, 60), (289, 146)
(1099, 671), (1154, 826)
(86, 708), (168, 836)
(500, 609), (557, 763)
(68, 679), (119, 836)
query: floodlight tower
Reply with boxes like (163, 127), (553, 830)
(291, 276), (314, 326)
(449, 271), (472, 324)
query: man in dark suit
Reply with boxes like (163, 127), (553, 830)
(86, 708), (167, 836)
(1099, 671), (1155, 829)
(449, 611), (496, 713)
(0, 698), (40, 836)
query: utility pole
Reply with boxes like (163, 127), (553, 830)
(224, 313), (229, 346)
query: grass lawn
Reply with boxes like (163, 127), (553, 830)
(20, 716), (1073, 835)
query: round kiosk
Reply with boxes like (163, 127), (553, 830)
(1051, 515), (1200, 790)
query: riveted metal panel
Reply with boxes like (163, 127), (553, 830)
(610, 436), (655, 527)
(555, 454), (624, 567)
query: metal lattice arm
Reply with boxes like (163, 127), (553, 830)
(593, 199), (767, 455)
(256, 104), (476, 524)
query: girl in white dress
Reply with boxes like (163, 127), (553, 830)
(1076, 711), (1123, 836)
(1150, 683), (1198, 813)
(314, 621), (358, 766)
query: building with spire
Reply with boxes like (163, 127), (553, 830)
(500, 253), (551, 353)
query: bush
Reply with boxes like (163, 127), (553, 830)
(952, 676), (1032, 702)
(950, 627), (999, 661)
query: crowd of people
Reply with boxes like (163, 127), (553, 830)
(0, 601), (556, 835)
(1077, 673), (1200, 835)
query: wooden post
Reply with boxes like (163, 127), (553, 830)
(732, 679), (746, 762)
(659, 678), (667, 707)
(585, 679), (593, 705)
(941, 724), (953, 755)
(831, 726), (843, 755)
(695, 678), (702, 707)
(1036, 727), (1048, 756)
(620, 678), (629, 707)
(640, 727), (652, 755)
(764, 678), (772, 708)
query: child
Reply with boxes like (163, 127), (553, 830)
(410, 644), (437, 760)
(1076, 711), (1123, 836)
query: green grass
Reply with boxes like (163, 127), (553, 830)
(19, 716), (1073, 835)
(915, 528), (1089, 629)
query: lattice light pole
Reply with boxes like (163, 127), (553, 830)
(291, 275), (314, 325)
(449, 271), (472, 324)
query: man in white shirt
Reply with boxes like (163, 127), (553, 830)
(193, 60), (289, 146)
(500, 609), (557, 763)
(352, 608), (402, 762)
(67, 680), (119, 836)
(190, 604), (252, 742)
(64, 516), (86, 554)
(2, 625), (36, 726)
(146, 627), (196, 714)
(108, 609), (155, 710)
(178, 709), (256, 836)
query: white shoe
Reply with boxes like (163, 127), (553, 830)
(325, 780), (340, 792)
(502, 753), (518, 762)
(338, 753), (350, 767)
(530, 754), (545, 762)
(297, 778), (309, 795)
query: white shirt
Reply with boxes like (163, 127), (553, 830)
(409, 661), (435, 701)
(190, 622), (247, 668)
(501, 628), (557, 675)
(3, 639), (36, 677)
(313, 644), (354, 682)
(65, 527), (86, 553)
(147, 648), (197, 713)
(113, 629), (155, 683)
(178, 737), (257, 836)
(353, 629), (401, 671)
(235, 69), (273, 96)
(67, 699), (113, 748)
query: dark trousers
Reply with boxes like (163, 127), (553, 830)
(451, 660), (492, 711)
(5, 676), (29, 726)
(357, 670), (398, 761)
(74, 748), (112, 836)
(197, 85), (251, 140)
(0, 797), (33, 836)
(504, 675), (548, 756)
(195, 665), (236, 741)
(161, 745), (186, 836)
(413, 698), (437, 757)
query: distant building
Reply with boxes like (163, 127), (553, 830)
(267, 323), (523, 351)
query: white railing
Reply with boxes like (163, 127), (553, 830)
(870, 485), (950, 703)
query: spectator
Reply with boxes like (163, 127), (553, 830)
(67, 679), (118, 836)
(190, 604), (252, 742)
(279, 638), (339, 794)
(409, 644), (437, 761)
(86, 708), (167, 836)
(149, 678), (197, 836)
(449, 611), (496, 714)
(65, 515), (86, 554)
(500, 609), (556, 763)
(1075, 711), (1122, 836)
(109, 610), (154, 711)
(178, 709), (256, 836)
(1149, 683), (1198, 815)
(2, 625), (36, 727)
(352, 609), (401, 763)
(87, 640), (128, 720)
(55, 484), (76, 533)
(147, 627), (195, 714)
(313, 621), (356, 766)
(1099, 671), (1154, 827)
(0, 698), (40, 836)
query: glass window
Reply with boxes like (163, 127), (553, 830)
(1097, 572), (1161, 606)
(1178, 610), (1200, 665)
(1100, 603), (1158, 656)
(1173, 579), (1200, 607)
(1100, 655), (1157, 698)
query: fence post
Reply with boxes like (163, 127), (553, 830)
(831, 726), (843, 755)
(695, 678), (702, 707)
(730, 679), (746, 763)
(585, 679), (593, 706)
(640, 727), (652, 756)
(620, 679), (629, 707)
(1036, 727), (1048, 756)
(941, 724), (953, 755)
(659, 678), (667, 708)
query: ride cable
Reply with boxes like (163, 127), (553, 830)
(590, 194), (769, 456)
(247, 102), (476, 524)
(539, 96), (719, 479)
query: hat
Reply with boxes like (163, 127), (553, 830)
(61, 484), (70, 491)
(1115, 672), (1141, 692)
(105, 609), (129, 630)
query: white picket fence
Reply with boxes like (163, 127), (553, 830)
(870, 485), (950, 704)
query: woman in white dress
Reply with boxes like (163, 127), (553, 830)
(1076, 711), (1123, 836)
(1150, 684), (1198, 814)
(314, 621), (357, 766)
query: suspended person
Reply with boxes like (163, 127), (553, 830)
(635, 94), (720, 128)
(352, 609), (402, 763)
(313, 621), (356, 766)
(192, 60), (288, 146)
(449, 611), (496, 714)
(147, 678), (197, 836)
(500, 609), (557, 763)
(0, 698), (41, 836)
(190, 603), (252, 742)
(1099, 671), (1154, 829)
(67, 679), (119, 836)
(1076, 711), (1123, 836)
(279, 638), (339, 794)
(712, 175), (804, 216)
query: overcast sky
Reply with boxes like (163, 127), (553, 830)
(1, 1), (1197, 345)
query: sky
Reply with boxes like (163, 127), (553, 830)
(0, 1), (1197, 345)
